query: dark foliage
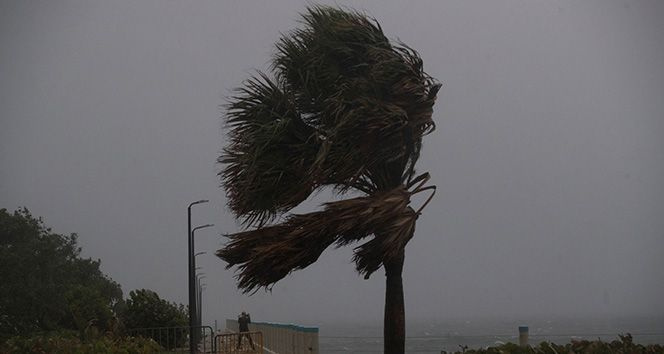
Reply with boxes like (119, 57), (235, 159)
(123, 289), (188, 349)
(0, 208), (187, 347)
(0, 208), (123, 341)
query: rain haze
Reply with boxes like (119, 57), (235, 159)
(1, 0), (663, 333)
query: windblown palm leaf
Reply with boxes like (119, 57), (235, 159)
(218, 3), (440, 305)
(218, 185), (422, 292)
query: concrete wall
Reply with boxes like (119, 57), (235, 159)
(226, 319), (318, 354)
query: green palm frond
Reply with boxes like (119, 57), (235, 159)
(273, 6), (440, 191)
(219, 74), (318, 226)
(221, 6), (440, 226)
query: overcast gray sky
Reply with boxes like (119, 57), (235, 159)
(1, 0), (663, 328)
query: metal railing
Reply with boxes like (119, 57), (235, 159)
(215, 331), (264, 353)
(127, 325), (215, 353)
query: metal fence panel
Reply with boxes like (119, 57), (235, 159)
(215, 331), (263, 353)
(128, 325), (215, 353)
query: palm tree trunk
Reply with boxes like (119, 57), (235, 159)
(384, 247), (405, 354)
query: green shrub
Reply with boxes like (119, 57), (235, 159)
(1, 334), (161, 354)
(453, 334), (664, 354)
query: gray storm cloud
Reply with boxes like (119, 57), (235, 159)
(1, 0), (662, 325)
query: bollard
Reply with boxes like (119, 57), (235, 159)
(518, 325), (529, 347)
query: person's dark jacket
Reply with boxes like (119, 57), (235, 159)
(238, 314), (251, 332)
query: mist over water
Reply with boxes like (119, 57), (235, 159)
(320, 316), (664, 353)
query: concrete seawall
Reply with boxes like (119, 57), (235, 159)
(226, 319), (319, 354)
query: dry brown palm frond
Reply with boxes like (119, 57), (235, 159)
(216, 186), (415, 293)
(353, 207), (417, 278)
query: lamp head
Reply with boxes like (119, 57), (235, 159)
(193, 224), (214, 232)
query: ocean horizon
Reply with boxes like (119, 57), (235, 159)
(317, 315), (664, 353)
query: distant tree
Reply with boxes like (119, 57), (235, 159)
(216, 6), (441, 354)
(0, 208), (123, 340)
(123, 289), (188, 348)
(63, 285), (114, 339)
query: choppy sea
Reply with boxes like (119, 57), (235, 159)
(318, 316), (664, 353)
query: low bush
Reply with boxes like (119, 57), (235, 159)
(1, 334), (161, 354)
(452, 334), (664, 354)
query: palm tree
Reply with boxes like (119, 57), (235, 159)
(216, 6), (441, 354)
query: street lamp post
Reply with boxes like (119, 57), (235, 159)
(198, 279), (207, 329)
(194, 250), (206, 326)
(195, 268), (206, 330)
(192, 224), (213, 273)
(195, 273), (206, 340)
(191, 223), (213, 349)
(187, 199), (208, 353)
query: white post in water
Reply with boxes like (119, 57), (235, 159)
(518, 325), (529, 347)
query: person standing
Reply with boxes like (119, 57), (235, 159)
(237, 311), (255, 350)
